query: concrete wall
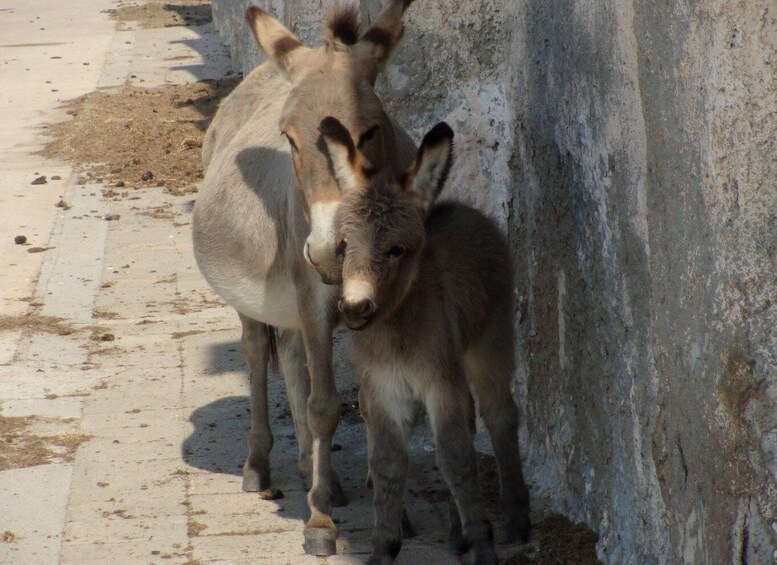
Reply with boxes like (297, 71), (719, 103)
(211, 1), (777, 563)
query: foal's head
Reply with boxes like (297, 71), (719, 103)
(320, 120), (455, 330)
(246, 1), (416, 284)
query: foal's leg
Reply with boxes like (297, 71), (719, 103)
(426, 374), (497, 565)
(277, 329), (313, 478)
(359, 387), (417, 540)
(361, 379), (414, 565)
(448, 393), (477, 554)
(465, 329), (531, 544)
(238, 313), (273, 493)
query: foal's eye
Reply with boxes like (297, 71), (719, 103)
(336, 238), (347, 257)
(387, 245), (405, 258)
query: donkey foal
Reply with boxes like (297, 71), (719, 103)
(320, 120), (531, 564)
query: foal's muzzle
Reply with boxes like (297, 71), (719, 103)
(338, 297), (376, 330)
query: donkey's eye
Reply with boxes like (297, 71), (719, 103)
(283, 133), (299, 154)
(336, 238), (348, 257)
(387, 245), (405, 258)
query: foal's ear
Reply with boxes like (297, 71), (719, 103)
(319, 117), (368, 195)
(353, 0), (416, 84)
(404, 122), (454, 211)
(246, 6), (310, 75)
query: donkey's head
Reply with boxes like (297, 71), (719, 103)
(246, 1), (415, 284)
(320, 119), (454, 330)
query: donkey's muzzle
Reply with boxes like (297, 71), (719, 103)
(338, 297), (376, 330)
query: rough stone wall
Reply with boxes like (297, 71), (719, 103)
(210, 1), (777, 563)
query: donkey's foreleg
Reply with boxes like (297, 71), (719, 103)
(277, 329), (313, 478)
(238, 314), (273, 493)
(297, 291), (345, 556)
(426, 378), (497, 565)
(361, 383), (413, 565)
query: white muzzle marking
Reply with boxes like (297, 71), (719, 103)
(305, 201), (340, 267)
(343, 279), (375, 304)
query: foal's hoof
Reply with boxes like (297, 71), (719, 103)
(303, 526), (337, 556)
(401, 510), (416, 539)
(506, 512), (531, 545)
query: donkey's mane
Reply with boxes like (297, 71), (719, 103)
(323, 4), (362, 48)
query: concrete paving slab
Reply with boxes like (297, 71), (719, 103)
(0, 464), (74, 565)
(36, 183), (108, 323)
(0, 397), (83, 419)
(99, 23), (232, 88)
(59, 539), (190, 565)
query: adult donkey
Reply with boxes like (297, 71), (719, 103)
(192, 0), (417, 555)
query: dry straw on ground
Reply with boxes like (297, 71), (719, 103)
(42, 79), (238, 194)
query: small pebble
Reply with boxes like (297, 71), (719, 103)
(141, 171), (153, 181)
(104, 214), (121, 221)
(14, 235), (27, 245)
(31, 175), (47, 185)
(55, 199), (71, 210)
(50, 175), (61, 180)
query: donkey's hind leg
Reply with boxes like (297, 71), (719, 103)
(239, 313), (273, 492)
(465, 330), (531, 544)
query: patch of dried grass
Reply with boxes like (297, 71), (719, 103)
(41, 79), (238, 192)
(0, 415), (90, 471)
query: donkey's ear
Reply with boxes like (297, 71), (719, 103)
(404, 122), (454, 210)
(320, 117), (366, 194)
(353, 0), (416, 84)
(246, 6), (310, 75)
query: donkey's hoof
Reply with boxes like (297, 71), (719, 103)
(303, 526), (337, 556)
(241, 468), (270, 493)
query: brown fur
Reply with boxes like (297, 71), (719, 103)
(328, 123), (532, 564)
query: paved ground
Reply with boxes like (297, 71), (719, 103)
(0, 2), (521, 564)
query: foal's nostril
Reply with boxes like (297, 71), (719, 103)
(358, 299), (375, 319)
(338, 298), (376, 322)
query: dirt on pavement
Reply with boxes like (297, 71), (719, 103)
(41, 78), (237, 195)
(107, 0), (212, 30)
